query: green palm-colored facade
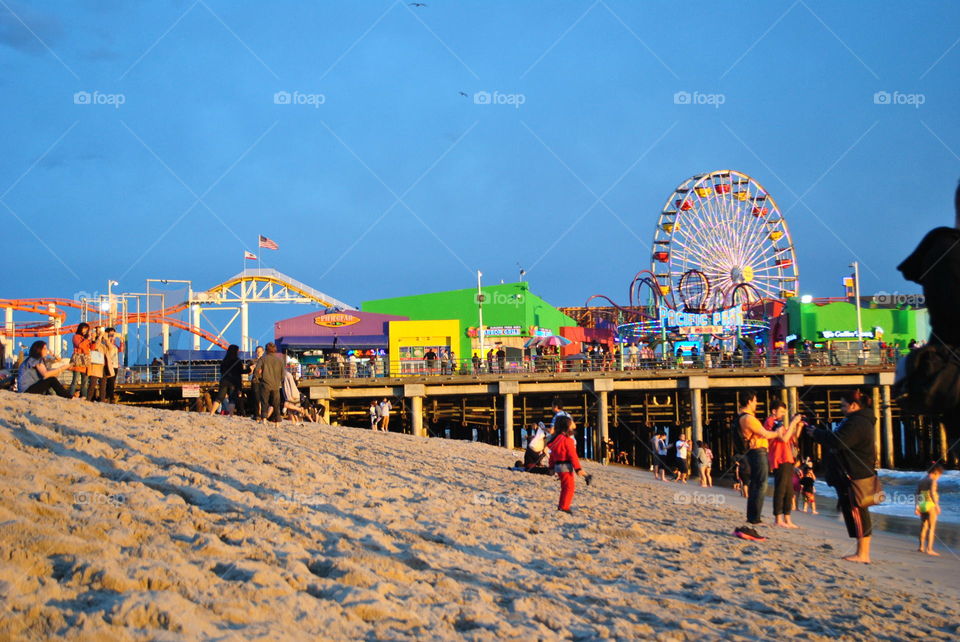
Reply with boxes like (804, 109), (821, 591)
(362, 282), (576, 358)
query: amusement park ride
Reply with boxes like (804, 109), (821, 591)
(0, 269), (355, 360)
(584, 170), (799, 349)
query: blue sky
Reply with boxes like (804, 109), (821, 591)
(2, 0), (958, 352)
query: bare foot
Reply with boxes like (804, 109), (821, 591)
(842, 555), (870, 564)
(926, 550), (940, 556)
(784, 522), (800, 529)
(812, 511), (819, 515)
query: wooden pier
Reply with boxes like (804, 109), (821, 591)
(116, 364), (959, 470)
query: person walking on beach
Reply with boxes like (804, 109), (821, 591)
(767, 400), (804, 528)
(549, 415), (591, 513)
(738, 390), (786, 525)
(806, 389), (877, 563)
(916, 462), (944, 556)
(86, 327), (106, 402)
(379, 398), (392, 431)
(252, 343), (284, 424)
(696, 440), (713, 487)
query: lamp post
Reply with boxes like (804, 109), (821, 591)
(107, 280), (118, 326)
(850, 261), (864, 354)
(476, 270), (485, 369)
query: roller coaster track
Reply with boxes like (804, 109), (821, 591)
(1, 270), (350, 349)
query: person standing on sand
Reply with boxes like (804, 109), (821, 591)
(379, 398), (392, 431)
(766, 400), (805, 528)
(807, 389), (877, 563)
(653, 430), (669, 481)
(696, 440), (713, 487)
(549, 415), (591, 513)
(738, 390), (786, 525)
(252, 343), (284, 424)
(369, 400), (381, 430)
(673, 432), (692, 483)
(916, 462), (944, 556)
(67, 323), (92, 399)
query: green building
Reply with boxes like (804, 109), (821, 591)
(787, 298), (928, 348)
(362, 282), (576, 359)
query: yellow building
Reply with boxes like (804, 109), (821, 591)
(388, 319), (460, 376)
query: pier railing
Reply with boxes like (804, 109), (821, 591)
(117, 349), (895, 384)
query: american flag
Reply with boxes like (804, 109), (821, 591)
(258, 235), (279, 250)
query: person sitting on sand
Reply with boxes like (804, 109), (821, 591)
(549, 416), (591, 513)
(282, 370), (306, 425)
(17, 341), (72, 398)
(524, 422), (550, 470)
(916, 462), (944, 556)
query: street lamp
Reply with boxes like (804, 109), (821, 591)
(849, 262), (864, 354)
(476, 270), (485, 368)
(107, 280), (118, 325)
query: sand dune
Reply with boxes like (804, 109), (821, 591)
(1, 390), (958, 640)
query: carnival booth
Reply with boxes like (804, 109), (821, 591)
(275, 310), (408, 377)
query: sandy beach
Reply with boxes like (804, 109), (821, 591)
(1, 390), (958, 640)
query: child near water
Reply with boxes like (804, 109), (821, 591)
(733, 459), (748, 497)
(800, 465), (817, 514)
(916, 462), (944, 556)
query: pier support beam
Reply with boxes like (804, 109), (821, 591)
(880, 375), (895, 469)
(873, 387), (882, 467)
(688, 376), (708, 447)
(782, 374), (803, 419)
(594, 379), (614, 463)
(405, 384), (426, 438)
(503, 393), (514, 450)
(499, 381), (518, 450)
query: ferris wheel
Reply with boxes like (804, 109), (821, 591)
(652, 170), (799, 312)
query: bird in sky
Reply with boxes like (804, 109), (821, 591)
(458, 91), (468, 97)
(409, 2), (427, 7)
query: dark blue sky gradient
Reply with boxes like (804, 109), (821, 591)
(2, 1), (958, 348)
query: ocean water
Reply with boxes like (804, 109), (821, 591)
(813, 469), (960, 524)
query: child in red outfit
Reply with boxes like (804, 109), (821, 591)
(549, 416), (591, 512)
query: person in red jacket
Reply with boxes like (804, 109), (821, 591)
(549, 415), (591, 513)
